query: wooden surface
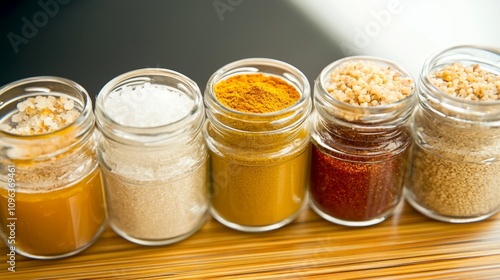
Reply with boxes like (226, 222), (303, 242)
(1, 202), (499, 280)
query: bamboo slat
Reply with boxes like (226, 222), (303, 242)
(1, 202), (499, 279)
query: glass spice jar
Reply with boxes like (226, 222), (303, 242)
(95, 68), (209, 245)
(310, 57), (416, 226)
(0, 77), (106, 259)
(405, 45), (500, 223)
(204, 58), (312, 232)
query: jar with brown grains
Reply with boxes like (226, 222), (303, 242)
(310, 57), (416, 226)
(0, 77), (106, 259)
(405, 45), (500, 223)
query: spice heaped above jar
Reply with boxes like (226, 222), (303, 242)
(310, 57), (416, 227)
(0, 77), (106, 259)
(204, 58), (312, 232)
(405, 45), (500, 223)
(95, 68), (209, 245)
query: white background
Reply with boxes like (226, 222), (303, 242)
(290, 0), (500, 78)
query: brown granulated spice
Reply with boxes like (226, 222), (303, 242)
(430, 63), (500, 101)
(325, 60), (413, 106)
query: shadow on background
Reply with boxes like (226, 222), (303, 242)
(0, 0), (344, 102)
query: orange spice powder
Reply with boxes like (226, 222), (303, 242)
(214, 74), (300, 113)
(209, 73), (309, 228)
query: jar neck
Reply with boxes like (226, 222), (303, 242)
(317, 115), (407, 142)
(314, 76), (415, 135)
(204, 58), (312, 135)
(312, 111), (411, 160)
(205, 95), (311, 135)
(95, 68), (205, 146)
(418, 45), (500, 126)
(312, 75), (414, 158)
(204, 95), (311, 156)
(0, 77), (98, 192)
(96, 108), (204, 147)
(0, 77), (95, 161)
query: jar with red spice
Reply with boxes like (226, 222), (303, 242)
(310, 56), (416, 226)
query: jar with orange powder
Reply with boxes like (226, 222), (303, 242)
(204, 58), (312, 232)
(0, 77), (106, 259)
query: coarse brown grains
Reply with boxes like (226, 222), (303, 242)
(325, 60), (413, 106)
(407, 115), (500, 217)
(430, 63), (500, 100)
(408, 144), (500, 217)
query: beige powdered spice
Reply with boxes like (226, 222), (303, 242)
(104, 160), (209, 240)
(326, 60), (413, 106)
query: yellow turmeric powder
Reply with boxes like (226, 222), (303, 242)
(214, 74), (300, 113)
(205, 59), (312, 232)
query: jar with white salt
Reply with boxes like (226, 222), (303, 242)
(95, 68), (209, 245)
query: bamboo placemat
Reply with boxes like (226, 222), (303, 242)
(1, 202), (499, 279)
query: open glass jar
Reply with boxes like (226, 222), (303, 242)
(0, 77), (106, 259)
(310, 56), (416, 226)
(204, 58), (312, 232)
(95, 68), (209, 245)
(405, 45), (500, 223)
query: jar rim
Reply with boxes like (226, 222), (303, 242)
(314, 56), (416, 126)
(316, 55), (417, 112)
(205, 57), (311, 119)
(95, 68), (204, 143)
(0, 76), (93, 138)
(420, 45), (500, 107)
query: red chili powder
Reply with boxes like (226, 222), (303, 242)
(310, 144), (407, 221)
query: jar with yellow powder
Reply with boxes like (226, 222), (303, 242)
(0, 77), (106, 259)
(204, 58), (312, 232)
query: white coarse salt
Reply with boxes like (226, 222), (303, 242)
(98, 78), (209, 244)
(104, 82), (194, 127)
